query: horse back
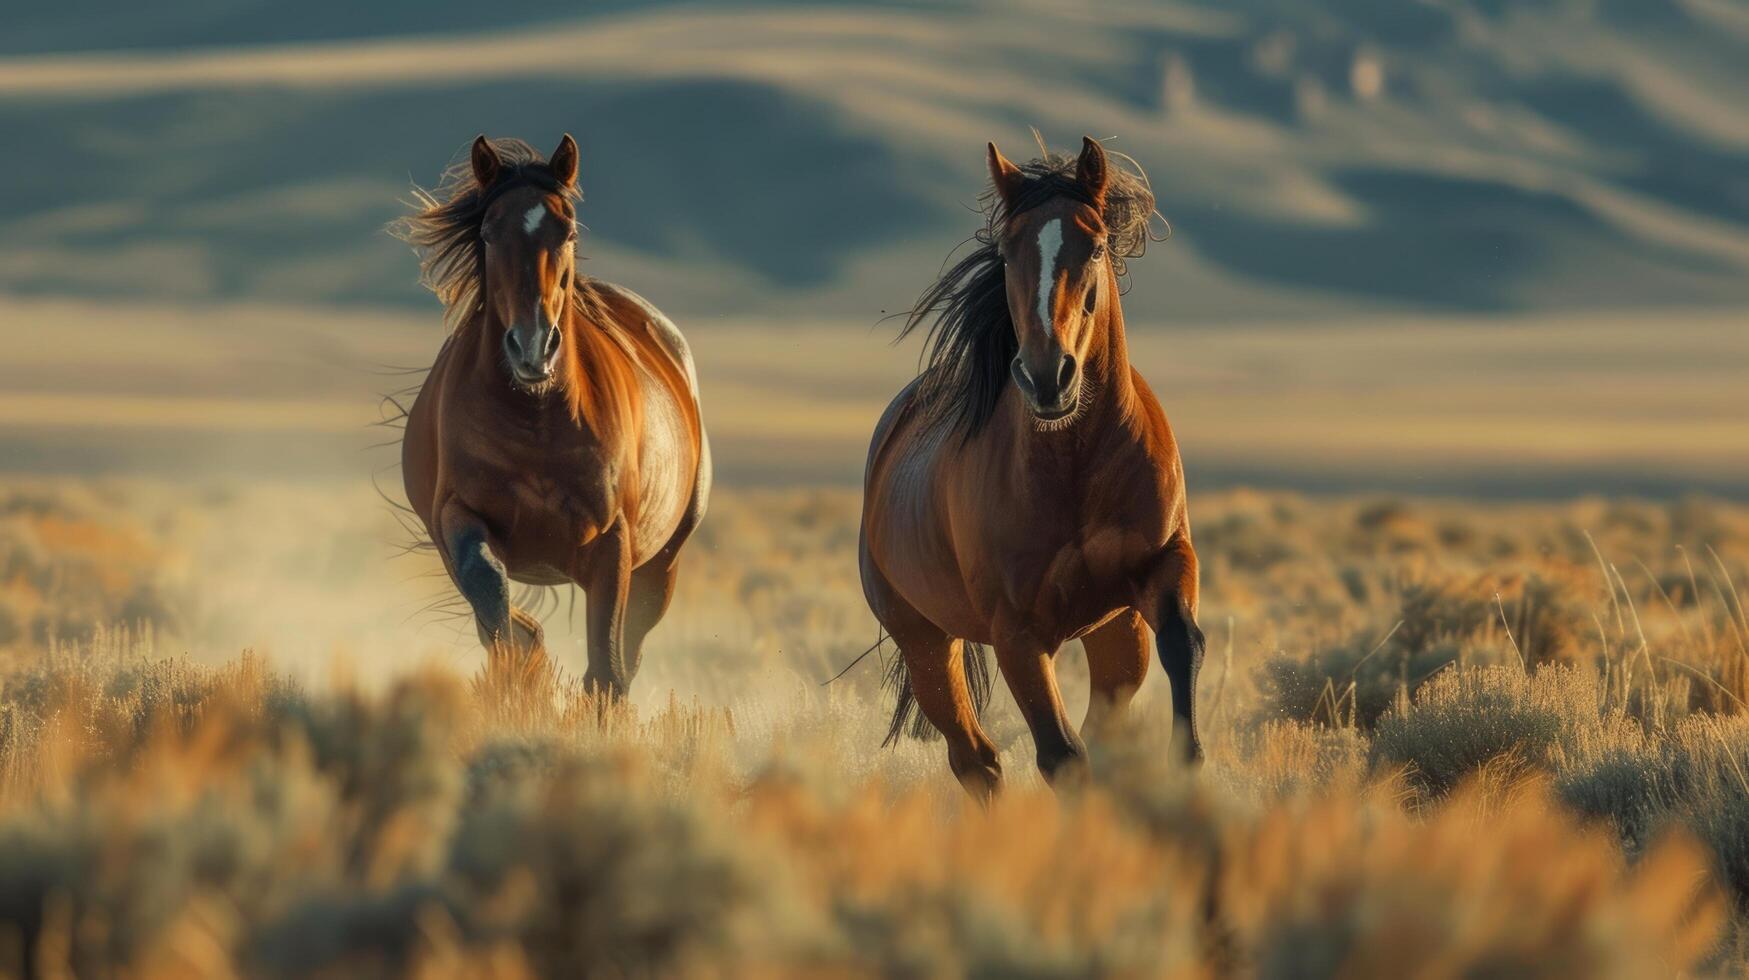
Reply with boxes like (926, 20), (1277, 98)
(862, 373), (954, 530)
(591, 281), (703, 408)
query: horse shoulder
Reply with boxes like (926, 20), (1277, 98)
(1111, 367), (1191, 541)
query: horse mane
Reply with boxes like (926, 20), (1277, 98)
(896, 140), (1164, 442)
(391, 137), (633, 432)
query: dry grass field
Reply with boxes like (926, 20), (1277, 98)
(4, 2), (1746, 974)
(0, 478), (1746, 976)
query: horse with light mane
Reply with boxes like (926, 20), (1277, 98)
(396, 135), (709, 696)
(861, 137), (1202, 799)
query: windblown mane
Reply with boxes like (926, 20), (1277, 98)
(896, 141), (1164, 442)
(391, 137), (609, 332)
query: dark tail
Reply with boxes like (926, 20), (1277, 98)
(881, 641), (992, 746)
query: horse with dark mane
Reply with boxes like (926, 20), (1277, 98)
(861, 137), (1202, 799)
(395, 135), (709, 696)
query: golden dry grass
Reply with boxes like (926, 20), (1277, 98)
(1, 480), (1747, 976)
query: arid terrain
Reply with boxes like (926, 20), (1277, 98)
(2, 0), (1746, 974)
(1, 478), (1745, 976)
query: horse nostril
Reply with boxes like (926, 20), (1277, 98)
(504, 331), (523, 358)
(1056, 355), (1077, 392)
(543, 328), (561, 359)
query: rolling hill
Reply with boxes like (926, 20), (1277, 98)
(1, 0), (1745, 321)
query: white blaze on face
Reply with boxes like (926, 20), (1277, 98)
(1034, 218), (1064, 335)
(522, 205), (546, 236)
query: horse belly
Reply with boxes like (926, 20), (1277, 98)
(864, 423), (989, 641)
(509, 564), (572, 587)
(631, 371), (695, 566)
(880, 524), (988, 641)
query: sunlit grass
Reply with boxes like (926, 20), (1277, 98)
(1, 481), (1747, 974)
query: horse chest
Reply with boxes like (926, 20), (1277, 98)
(991, 525), (1145, 628)
(447, 409), (618, 546)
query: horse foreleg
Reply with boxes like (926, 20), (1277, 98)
(579, 522), (633, 699)
(994, 634), (1087, 788)
(1081, 610), (1151, 742)
(903, 634), (1004, 803)
(862, 549), (1003, 801)
(440, 506), (545, 667)
(1144, 537), (1204, 764)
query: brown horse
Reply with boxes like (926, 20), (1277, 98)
(396, 135), (709, 696)
(861, 137), (1201, 799)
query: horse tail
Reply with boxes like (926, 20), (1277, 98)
(881, 640), (993, 746)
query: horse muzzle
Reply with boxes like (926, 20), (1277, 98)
(504, 323), (562, 389)
(1011, 353), (1082, 421)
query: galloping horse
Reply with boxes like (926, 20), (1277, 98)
(861, 137), (1201, 799)
(397, 135), (709, 696)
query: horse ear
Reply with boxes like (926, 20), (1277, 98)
(471, 135), (502, 189)
(1076, 136), (1109, 208)
(987, 141), (1024, 207)
(549, 134), (579, 188)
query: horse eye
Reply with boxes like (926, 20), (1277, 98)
(1091, 243), (1107, 261)
(1083, 281), (1098, 314)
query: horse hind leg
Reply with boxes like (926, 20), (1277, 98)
(622, 556), (680, 684)
(503, 607), (551, 668)
(620, 454), (706, 686)
(578, 522), (634, 699)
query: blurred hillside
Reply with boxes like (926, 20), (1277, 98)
(2, 0), (1746, 320)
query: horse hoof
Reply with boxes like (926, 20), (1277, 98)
(582, 671), (628, 702)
